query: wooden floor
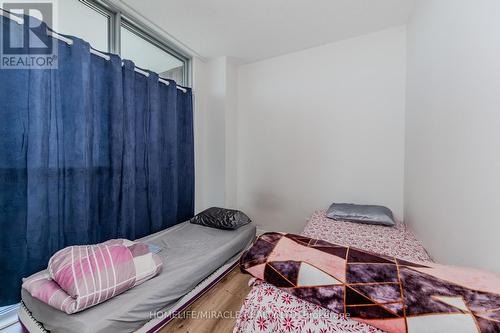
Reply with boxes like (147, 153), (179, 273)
(159, 267), (252, 333)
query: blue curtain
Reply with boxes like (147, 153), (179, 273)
(0, 16), (194, 305)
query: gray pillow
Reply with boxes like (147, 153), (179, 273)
(190, 207), (251, 230)
(325, 203), (395, 226)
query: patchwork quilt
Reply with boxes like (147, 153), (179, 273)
(22, 239), (163, 314)
(240, 232), (500, 333)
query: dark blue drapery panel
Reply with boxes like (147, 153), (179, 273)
(176, 88), (195, 222)
(0, 16), (194, 305)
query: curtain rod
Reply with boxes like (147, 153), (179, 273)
(48, 30), (188, 93)
(0, 8), (187, 93)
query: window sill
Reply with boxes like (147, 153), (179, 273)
(0, 304), (20, 332)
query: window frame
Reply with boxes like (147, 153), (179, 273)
(79, 0), (191, 86)
(0, 304), (19, 330)
(120, 18), (189, 85)
(76, 0), (112, 52)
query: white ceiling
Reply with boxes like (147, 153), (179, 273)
(118, 0), (415, 64)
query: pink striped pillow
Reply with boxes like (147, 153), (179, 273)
(23, 239), (162, 314)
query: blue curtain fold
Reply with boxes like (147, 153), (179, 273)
(0, 16), (194, 305)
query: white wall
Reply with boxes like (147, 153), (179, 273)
(405, 0), (500, 273)
(225, 58), (239, 208)
(192, 57), (225, 212)
(237, 26), (407, 232)
(192, 57), (239, 212)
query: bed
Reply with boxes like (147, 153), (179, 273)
(19, 221), (256, 333)
(233, 210), (431, 333)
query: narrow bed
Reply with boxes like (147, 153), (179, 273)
(20, 221), (256, 333)
(234, 210), (431, 333)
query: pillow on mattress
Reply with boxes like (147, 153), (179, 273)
(22, 239), (162, 314)
(190, 207), (251, 230)
(326, 203), (395, 226)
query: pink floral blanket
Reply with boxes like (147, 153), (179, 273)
(22, 239), (162, 314)
(240, 232), (500, 333)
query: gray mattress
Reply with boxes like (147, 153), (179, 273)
(21, 222), (256, 333)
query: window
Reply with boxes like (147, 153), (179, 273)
(52, 0), (190, 85)
(120, 21), (187, 84)
(56, 0), (110, 52)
